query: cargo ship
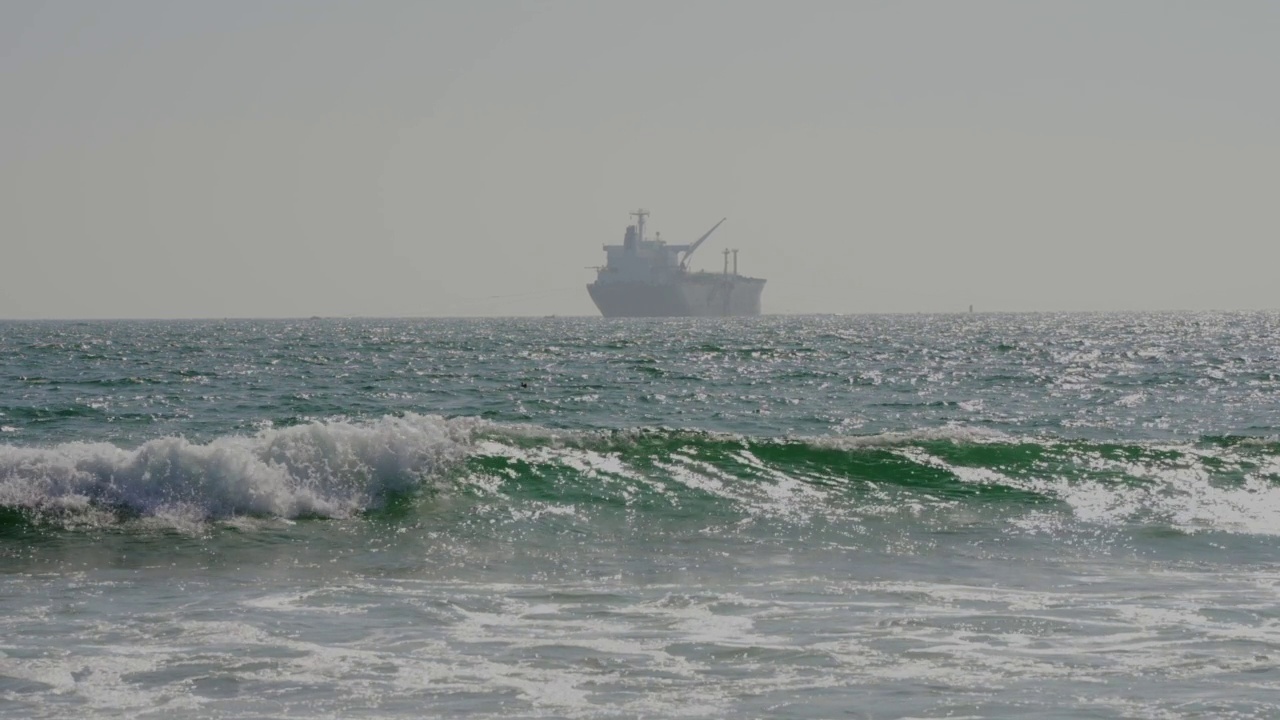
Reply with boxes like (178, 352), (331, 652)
(587, 209), (766, 317)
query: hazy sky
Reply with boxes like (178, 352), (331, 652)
(2, 1), (1277, 318)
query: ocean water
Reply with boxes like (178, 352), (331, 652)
(2, 313), (1279, 719)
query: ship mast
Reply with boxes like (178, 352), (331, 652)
(630, 209), (649, 244)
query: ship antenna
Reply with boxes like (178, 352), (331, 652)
(630, 208), (649, 243)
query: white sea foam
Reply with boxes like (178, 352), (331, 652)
(6, 414), (1280, 538)
(899, 441), (1280, 536)
(0, 413), (489, 524)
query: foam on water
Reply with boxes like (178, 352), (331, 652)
(0, 413), (483, 525)
(5, 413), (1280, 539)
(907, 441), (1280, 536)
(7, 570), (1274, 719)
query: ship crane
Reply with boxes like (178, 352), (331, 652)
(671, 218), (727, 270)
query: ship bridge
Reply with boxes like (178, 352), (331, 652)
(596, 210), (726, 284)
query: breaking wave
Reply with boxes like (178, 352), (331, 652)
(2, 414), (1280, 536)
(0, 414), (488, 526)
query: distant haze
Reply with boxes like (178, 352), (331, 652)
(2, 1), (1277, 318)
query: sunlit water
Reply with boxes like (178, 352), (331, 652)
(2, 314), (1279, 719)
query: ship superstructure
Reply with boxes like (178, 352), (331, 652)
(587, 209), (766, 317)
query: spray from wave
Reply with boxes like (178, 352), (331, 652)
(0, 414), (490, 526)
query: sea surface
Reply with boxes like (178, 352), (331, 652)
(2, 313), (1279, 719)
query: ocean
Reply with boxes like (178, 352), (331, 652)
(1, 313), (1278, 719)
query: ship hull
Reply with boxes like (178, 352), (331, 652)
(588, 276), (765, 318)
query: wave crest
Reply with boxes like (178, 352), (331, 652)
(0, 413), (482, 525)
(5, 417), (1280, 538)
